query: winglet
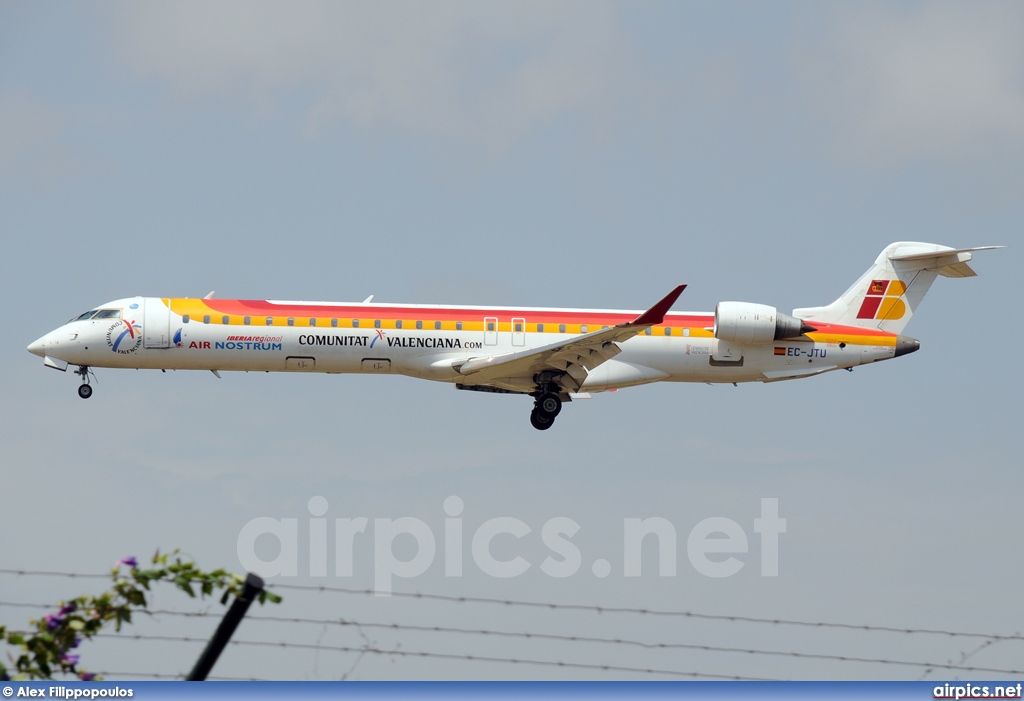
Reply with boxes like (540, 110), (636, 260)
(631, 285), (686, 327)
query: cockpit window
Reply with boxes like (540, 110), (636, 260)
(93, 309), (123, 319)
(72, 310), (98, 321)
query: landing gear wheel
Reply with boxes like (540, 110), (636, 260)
(530, 410), (553, 431)
(536, 393), (562, 419)
(74, 365), (93, 398)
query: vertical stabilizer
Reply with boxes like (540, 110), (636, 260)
(793, 242), (1002, 334)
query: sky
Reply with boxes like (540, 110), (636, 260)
(1, 0), (1022, 682)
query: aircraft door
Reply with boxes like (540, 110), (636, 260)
(484, 317), (498, 346)
(511, 317), (526, 346)
(143, 298), (171, 349)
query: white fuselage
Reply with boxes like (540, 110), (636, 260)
(29, 296), (901, 393)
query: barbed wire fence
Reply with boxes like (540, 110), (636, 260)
(2, 569), (1022, 681)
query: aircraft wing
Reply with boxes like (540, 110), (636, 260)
(455, 285), (685, 391)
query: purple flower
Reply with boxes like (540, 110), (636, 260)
(59, 603), (77, 615)
(115, 556), (138, 569)
(43, 613), (62, 631)
(79, 672), (96, 681)
(70, 636), (82, 649)
(61, 653), (80, 667)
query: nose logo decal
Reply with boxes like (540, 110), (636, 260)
(107, 319), (143, 354)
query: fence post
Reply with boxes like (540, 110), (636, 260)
(186, 572), (264, 681)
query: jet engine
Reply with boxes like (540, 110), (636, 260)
(714, 301), (816, 344)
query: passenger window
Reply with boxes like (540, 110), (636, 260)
(434, 321), (441, 330)
(645, 327), (652, 335)
(353, 319), (360, 328)
(455, 321), (462, 331)
(375, 319), (381, 329)
(287, 317), (295, 326)
(222, 316), (229, 325)
(487, 321), (495, 332)
(331, 318), (338, 328)
(665, 327), (672, 336)
(581, 325), (588, 333)
(244, 316), (251, 325)
(266, 317), (273, 325)
(514, 322), (523, 333)
(559, 324), (566, 333)
(396, 320), (403, 329)
(203, 315), (211, 324)
(537, 323), (544, 333)
(183, 315), (190, 324)
(683, 328), (690, 337)
(416, 320), (423, 330)
(310, 318), (317, 327)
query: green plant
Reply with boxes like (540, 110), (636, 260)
(0, 551), (281, 681)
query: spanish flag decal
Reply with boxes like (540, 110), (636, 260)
(774, 347), (786, 356)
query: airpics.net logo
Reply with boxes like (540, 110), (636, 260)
(236, 497), (786, 595)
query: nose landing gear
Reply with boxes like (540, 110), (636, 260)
(529, 391), (563, 430)
(74, 365), (94, 399)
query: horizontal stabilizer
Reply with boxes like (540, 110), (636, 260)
(889, 245), (1004, 281)
(888, 245), (1004, 262)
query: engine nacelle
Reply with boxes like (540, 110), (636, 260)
(714, 301), (814, 344)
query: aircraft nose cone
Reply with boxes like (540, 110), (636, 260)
(28, 335), (46, 357)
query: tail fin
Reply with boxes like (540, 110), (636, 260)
(793, 242), (1003, 334)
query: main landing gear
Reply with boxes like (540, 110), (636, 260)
(529, 391), (562, 431)
(75, 365), (93, 399)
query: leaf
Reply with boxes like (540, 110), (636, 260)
(174, 575), (196, 598)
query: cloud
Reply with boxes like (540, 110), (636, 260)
(798, 2), (1024, 167)
(108, 1), (633, 150)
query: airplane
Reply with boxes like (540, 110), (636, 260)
(27, 242), (1001, 430)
